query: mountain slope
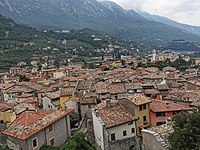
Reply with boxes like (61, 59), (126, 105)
(0, 0), (200, 46)
(139, 11), (200, 36)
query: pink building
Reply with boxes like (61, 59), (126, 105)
(150, 100), (192, 127)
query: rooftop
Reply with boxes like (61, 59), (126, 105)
(97, 100), (134, 128)
(3, 109), (73, 140)
(128, 93), (151, 105)
(150, 100), (192, 112)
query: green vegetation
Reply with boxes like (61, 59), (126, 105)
(168, 109), (200, 150)
(138, 58), (194, 71)
(0, 15), (156, 73)
(19, 75), (30, 82)
(40, 132), (95, 150)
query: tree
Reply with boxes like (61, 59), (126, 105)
(168, 110), (200, 150)
(40, 145), (58, 150)
(40, 132), (95, 150)
(60, 131), (95, 150)
(19, 74), (29, 82)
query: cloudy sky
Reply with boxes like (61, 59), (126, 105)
(105, 0), (200, 26)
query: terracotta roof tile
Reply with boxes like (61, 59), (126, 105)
(98, 100), (134, 128)
(0, 83), (14, 90)
(150, 100), (192, 112)
(128, 93), (151, 105)
(3, 109), (73, 140)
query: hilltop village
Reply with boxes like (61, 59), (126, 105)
(0, 49), (200, 150)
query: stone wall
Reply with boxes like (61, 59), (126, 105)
(142, 129), (169, 150)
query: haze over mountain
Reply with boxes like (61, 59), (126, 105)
(139, 11), (200, 36)
(0, 0), (200, 46)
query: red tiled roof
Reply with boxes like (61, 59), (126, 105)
(0, 102), (14, 111)
(7, 85), (33, 93)
(150, 100), (192, 112)
(0, 83), (14, 90)
(3, 109), (73, 140)
(98, 100), (134, 128)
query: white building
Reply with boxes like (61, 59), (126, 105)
(92, 100), (137, 150)
(42, 91), (60, 110)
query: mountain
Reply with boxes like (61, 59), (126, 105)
(0, 0), (200, 46)
(165, 39), (200, 51)
(139, 11), (200, 36)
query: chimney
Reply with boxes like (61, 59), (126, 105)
(106, 100), (111, 108)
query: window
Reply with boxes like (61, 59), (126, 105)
(111, 133), (115, 141)
(156, 112), (166, 117)
(143, 116), (147, 122)
(48, 124), (53, 132)
(123, 130), (127, 136)
(156, 121), (165, 126)
(143, 104), (146, 109)
(131, 128), (135, 133)
(50, 138), (55, 146)
(32, 138), (38, 149)
(139, 105), (142, 111)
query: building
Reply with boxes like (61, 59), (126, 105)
(125, 94), (151, 136)
(0, 83), (14, 101)
(60, 90), (73, 110)
(3, 109), (73, 150)
(9, 67), (23, 76)
(92, 100), (138, 150)
(0, 102), (16, 123)
(42, 91), (60, 110)
(151, 51), (179, 63)
(149, 100), (192, 127)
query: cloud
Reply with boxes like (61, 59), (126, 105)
(104, 0), (200, 26)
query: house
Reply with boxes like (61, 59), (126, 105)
(53, 71), (66, 79)
(3, 109), (73, 150)
(92, 100), (138, 150)
(9, 67), (23, 76)
(193, 58), (200, 66)
(13, 103), (36, 116)
(163, 66), (177, 75)
(60, 90), (73, 110)
(95, 82), (127, 101)
(112, 60), (122, 68)
(125, 94), (151, 136)
(165, 89), (200, 107)
(96, 82), (110, 100)
(0, 83), (14, 101)
(156, 83), (169, 99)
(149, 100), (192, 127)
(5, 85), (34, 103)
(42, 91), (60, 110)
(109, 82), (127, 99)
(0, 102), (16, 123)
(79, 93), (97, 118)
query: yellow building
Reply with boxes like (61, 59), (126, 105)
(125, 93), (151, 136)
(0, 102), (16, 123)
(112, 60), (122, 68)
(182, 56), (191, 62)
(60, 91), (73, 110)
